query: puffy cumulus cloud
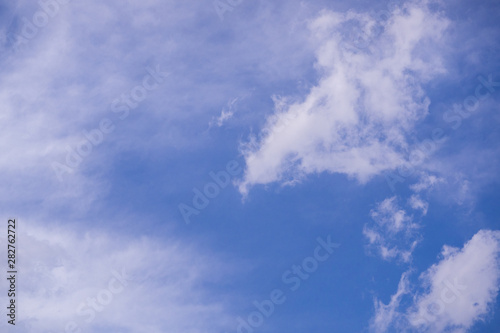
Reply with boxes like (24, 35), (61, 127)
(407, 229), (500, 332)
(238, 0), (450, 195)
(0, 220), (234, 333)
(370, 229), (500, 333)
(363, 196), (420, 262)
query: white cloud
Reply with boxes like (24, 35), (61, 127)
(371, 271), (410, 333)
(370, 229), (500, 333)
(363, 196), (420, 262)
(410, 174), (445, 192)
(211, 109), (234, 127)
(0, 1), (167, 211)
(371, 197), (412, 233)
(0, 220), (234, 333)
(411, 171), (476, 209)
(209, 97), (238, 128)
(409, 194), (429, 215)
(238, 0), (450, 195)
(407, 229), (500, 332)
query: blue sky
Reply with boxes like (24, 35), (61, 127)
(0, 0), (499, 332)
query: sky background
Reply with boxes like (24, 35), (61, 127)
(0, 0), (499, 332)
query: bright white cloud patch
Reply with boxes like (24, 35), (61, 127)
(371, 229), (500, 332)
(0, 221), (233, 333)
(238, 0), (449, 195)
(408, 229), (500, 332)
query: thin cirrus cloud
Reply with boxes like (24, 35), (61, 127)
(0, 220), (234, 333)
(371, 229), (500, 332)
(238, 0), (450, 195)
(0, 0), (207, 212)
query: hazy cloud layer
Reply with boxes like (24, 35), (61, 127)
(0, 220), (233, 333)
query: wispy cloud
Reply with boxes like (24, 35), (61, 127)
(363, 196), (420, 262)
(209, 97), (239, 128)
(0, 220), (234, 333)
(371, 271), (411, 333)
(409, 194), (429, 215)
